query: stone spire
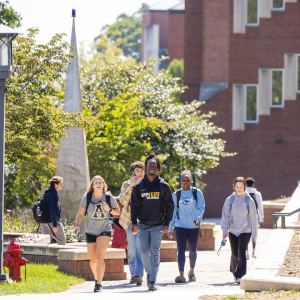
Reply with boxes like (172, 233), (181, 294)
(56, 11), (90, 236)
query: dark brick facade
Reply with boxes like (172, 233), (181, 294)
(184, 0), (300, 217)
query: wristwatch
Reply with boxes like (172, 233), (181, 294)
(109, 208), (112, 213)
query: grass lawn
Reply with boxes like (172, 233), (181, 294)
(0, 263), (85, 296)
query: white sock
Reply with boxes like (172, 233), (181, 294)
(246, 250), (249, 257)
(252, 249), (255, 256)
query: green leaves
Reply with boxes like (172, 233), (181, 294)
(81, 58), (234, 190)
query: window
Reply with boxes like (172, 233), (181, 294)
(297, 55), (300, 93)
(246, 0), (259, 26)
(271, 69), (284, 107)
(245, 85), (258, 123)
(272, 0), (285, 11)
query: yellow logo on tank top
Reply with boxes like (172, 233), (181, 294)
(92, 204), (106, 219)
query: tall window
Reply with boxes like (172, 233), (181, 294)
(245, 85), (258, 123)
(272, 0), (285, 10)
(297, 55), (300, 93)
(246, 0), (259, 26)
(271, 69), (284, 107)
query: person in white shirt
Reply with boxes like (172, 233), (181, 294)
(245, 177), (264, 259)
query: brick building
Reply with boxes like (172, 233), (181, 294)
(141, 0), (184, 72)
(183, 0), (300, 217)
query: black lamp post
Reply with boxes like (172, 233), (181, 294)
(0, 24), (22, 282)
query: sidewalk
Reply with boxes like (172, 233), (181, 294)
(5, 223), (273, 299)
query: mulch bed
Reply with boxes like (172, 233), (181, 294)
(277, 231), (300, 278)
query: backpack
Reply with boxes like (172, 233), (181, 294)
(176, 187), (198, 220)
(249, 193), (258, 213)
(32, 192), (55, 223)
(85, 193), (112, 216)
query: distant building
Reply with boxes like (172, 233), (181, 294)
(184, 0), (300, 217)
(141, 0), (184, 73)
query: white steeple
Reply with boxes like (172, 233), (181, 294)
(63, 16), (82, 113)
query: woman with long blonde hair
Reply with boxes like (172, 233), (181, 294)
(73, 175), (120, 292)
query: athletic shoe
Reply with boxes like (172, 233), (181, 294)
(188, 273), (196, 282)
(134, 276), (143, 285)
(147, 273), (150, 288)
(94, 283), (103, 292)
(251, 255), (257, 258)
(94, 279), (97, 287)
(130, 276), (135, 284)
(175, 275), (186, 283)
(148, 281), (157, 291)
(236, 278), (241, 284)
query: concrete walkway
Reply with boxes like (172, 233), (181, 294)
(5, 221), (273, 299)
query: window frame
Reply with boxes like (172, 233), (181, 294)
(272, 0), (285, 11)
(297, 54), (300, 93)
(245, 84), (259, 124)
(270, 69), (285, 108)
(246, 0), (260, 27)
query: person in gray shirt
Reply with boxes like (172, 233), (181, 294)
(221, 177), (257, 284)
(73, 175), (120, 292)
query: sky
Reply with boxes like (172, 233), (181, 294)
(9, 0), (160, 46)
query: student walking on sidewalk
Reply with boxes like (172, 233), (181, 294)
(73, 175), (120, 292)
(245, 177), (264, 259)
(119, 161), (145, 285)
(41, 176), (66, 245)
(168, 170), (205, 283)
(221, 177), (257, 284)
(131, 153), (174, 291)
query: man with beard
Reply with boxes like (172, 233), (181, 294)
(131, 153), (174, 291)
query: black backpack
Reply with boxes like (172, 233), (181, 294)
(176, 187), (198, 220)
(85, 193), (112, 216)
(249, 192), (258, 212)
(32, 192), (55, 223)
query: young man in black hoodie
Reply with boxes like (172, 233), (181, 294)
(131, 153), (174, 291)
(41, 176), (66, 245)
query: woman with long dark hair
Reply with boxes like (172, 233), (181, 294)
(221, 177), (257, 283)
(73, 175), (120, 292)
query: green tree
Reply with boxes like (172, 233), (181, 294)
(0, 0), (22, 27)
(96, 3), (149, 62)
(168, 58), (184, 103)
(4, 28), (89, 209)
(81, 58), (234, 190)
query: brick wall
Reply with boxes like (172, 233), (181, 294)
(168, 12), (184, 63)
(184, 0), (300, 217)
(141, 11), (169, 62)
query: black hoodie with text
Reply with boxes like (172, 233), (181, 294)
(131, 175), (174, 227)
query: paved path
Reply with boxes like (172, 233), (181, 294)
(5, 221), (273, 299)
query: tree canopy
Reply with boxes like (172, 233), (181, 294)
(4, 29), (89, 209)
(95, 3), (149, 62)
(81, 57), (234, 190)
(0, 0), (22, 27)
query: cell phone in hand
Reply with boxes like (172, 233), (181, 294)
(132, 171), (136, 176)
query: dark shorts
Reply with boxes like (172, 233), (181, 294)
(86, 232), (111, 244)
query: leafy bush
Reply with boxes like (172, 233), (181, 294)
(0, 263), (84, 295)
(62, 219), (78, 243)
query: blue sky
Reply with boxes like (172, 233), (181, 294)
(9, 0), (159, 46)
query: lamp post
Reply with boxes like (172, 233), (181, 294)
(0, 24), (22, 282)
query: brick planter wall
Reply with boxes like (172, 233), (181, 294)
(263, 203), (286, 228)
(162, 223), (215, 251)
(58, 259), (126, 281)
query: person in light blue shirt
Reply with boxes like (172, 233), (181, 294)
(168, 170), (205, 283)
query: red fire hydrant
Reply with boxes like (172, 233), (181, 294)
(3, 239), (28, 282)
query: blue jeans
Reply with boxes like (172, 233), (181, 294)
(138, 223), (163, 282)
(126, 222), (144, 278)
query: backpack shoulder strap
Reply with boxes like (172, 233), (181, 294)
(85, 193), (92, 216)
(192, 187), (198, 203)
(105, 194), (112, 208)
(249, 193), (258, 211)
(176, 189), (182, 220)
